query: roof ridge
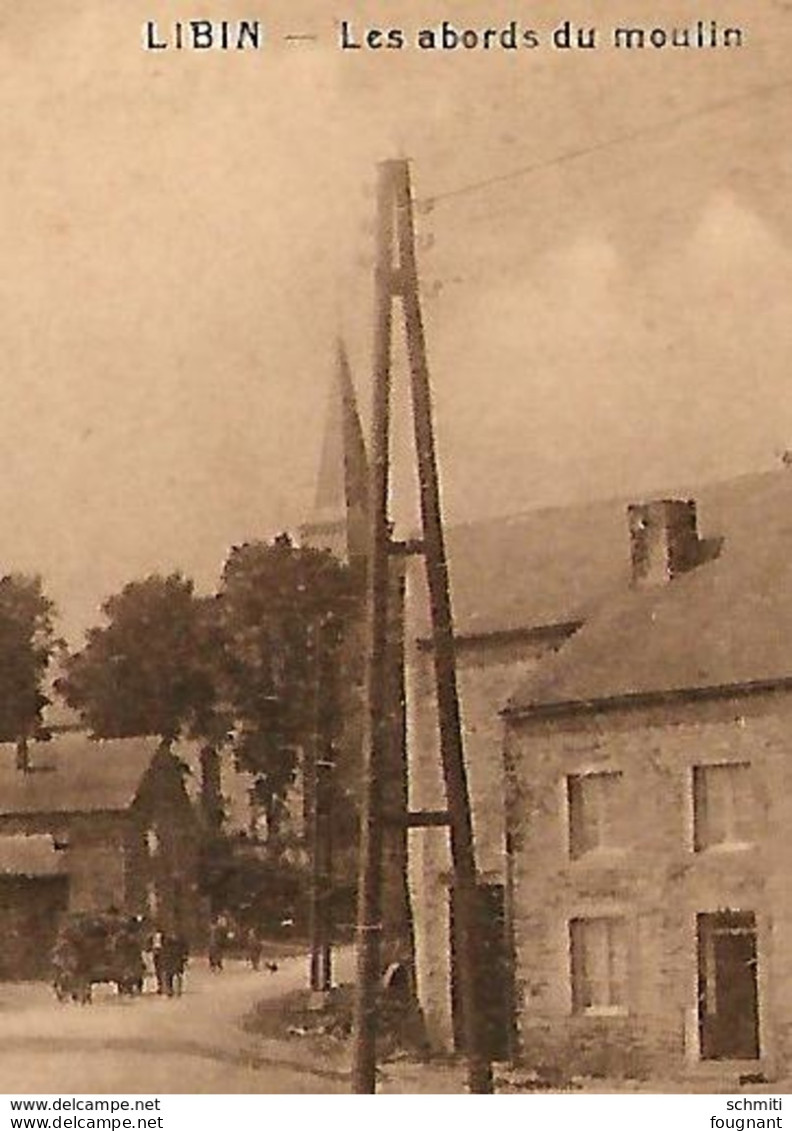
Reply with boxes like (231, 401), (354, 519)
(442, 466), (784, 533)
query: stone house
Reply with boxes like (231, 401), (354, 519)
(0, 733), (202, 979)
(408, 469), (792, 1079)
(502, 473), (792, 1078)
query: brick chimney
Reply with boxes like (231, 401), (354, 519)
(628, 498), (700, 585)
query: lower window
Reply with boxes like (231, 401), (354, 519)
(570, 916), (628, 1014)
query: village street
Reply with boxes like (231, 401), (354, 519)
(2, 947), (787, 1098)
(0, 952), (357, 1095)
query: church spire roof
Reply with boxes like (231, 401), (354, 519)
(300, 339), (369, 563)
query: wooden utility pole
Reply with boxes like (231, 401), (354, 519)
(351, 159), (493, 1094)
(351, 160), (396, 1095)
(308, 617), (333, 994)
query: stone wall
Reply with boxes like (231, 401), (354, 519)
(407, 631), (559, 1050)
(0, 811), (126, 914)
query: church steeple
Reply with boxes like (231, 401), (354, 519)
(299, 339), (369, 563)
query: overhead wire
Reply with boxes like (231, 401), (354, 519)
(409, 74), (792, 295)
(415, 75), (792, 211)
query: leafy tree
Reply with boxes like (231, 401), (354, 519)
(198, 832), (307, 931)
(56, 544), (361, 854)
(217, 535), (360, 848)
(0, 573), (59, 742)
(57, 573), (220, 744)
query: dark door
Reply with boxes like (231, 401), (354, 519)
(0, 877), (69, 980)
(698, 911), (760, 1060)
(450, 882), (515, 1061)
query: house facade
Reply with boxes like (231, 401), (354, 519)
(0, 734), (202, 979)
(504, 692), (790, 1077)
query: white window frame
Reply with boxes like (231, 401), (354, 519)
(691, 761), (754, 853)
(569, 915), (629, 1017)
(565, 769), (624, 860)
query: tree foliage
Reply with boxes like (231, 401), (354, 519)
(216, 535), (360, 840)
(57, 574), (219, 743)
(0, 573), (58, 740)
(56, 540), (361, 851)
(198, 832), (308, 931)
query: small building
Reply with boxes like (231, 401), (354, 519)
(0, 733), (201, 979)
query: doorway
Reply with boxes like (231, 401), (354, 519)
(697, 911), (760, 1060)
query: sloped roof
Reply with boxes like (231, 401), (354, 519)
(507, 469), (792, 714)
(409, 494), (632, 641)
(0, 733), (162, 816)
(0, 835), (62, 876)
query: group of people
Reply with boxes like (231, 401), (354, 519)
(51, 912), (190, 1003)
(53, 910), (275, 1003)
(208, 917), (274, 974)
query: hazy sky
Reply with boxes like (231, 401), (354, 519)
(1, 0), (790, 641)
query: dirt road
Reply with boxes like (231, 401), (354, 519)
(0, 952), (354, 1094)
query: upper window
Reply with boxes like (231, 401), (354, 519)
(692, 762), (753, 851)
(570, 916), (628, 1015)
(567, 771), (623, 858)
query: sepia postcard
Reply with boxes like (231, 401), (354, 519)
(1, 0), (791, 1103)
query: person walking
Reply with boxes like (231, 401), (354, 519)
(244, 925), (263, 971)
(150, 927), (166, 994)
(157, 933), (185, 997)
(171, 931), (190, 996)
(208, 917), (226, 973)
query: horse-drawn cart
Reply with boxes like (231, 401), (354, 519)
(52, 912), (145, 1003)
